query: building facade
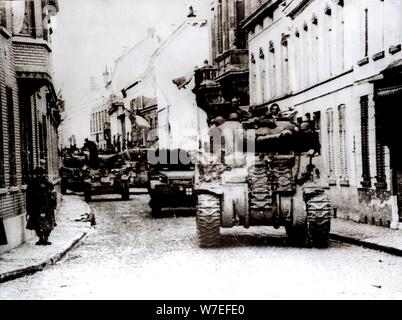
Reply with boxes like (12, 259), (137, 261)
(194, 0), (250, 121)
(243, 0), (402, 229)
(0, 0), (61, 252)
(152, 16), (210, 151)
(90, 102), (110, 151)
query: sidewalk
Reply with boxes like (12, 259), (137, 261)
(0, 195), (92, 283)
(330, 218), (402, 256)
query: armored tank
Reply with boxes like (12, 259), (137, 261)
(59, 152), (87, 195)
(82, 153), (130, 202)
(195, 107), (331, 248)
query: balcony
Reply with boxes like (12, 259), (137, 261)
(215, 49), (249, 80)
(13, 36), (53, 82)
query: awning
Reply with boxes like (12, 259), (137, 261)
(377, 84), (402, 98)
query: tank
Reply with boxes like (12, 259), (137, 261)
(194, 107), (331, 248)
(82, 153), (130, 202)
(59, 152), (87, 195)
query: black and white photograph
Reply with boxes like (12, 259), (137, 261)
(0, 0), (401, 302)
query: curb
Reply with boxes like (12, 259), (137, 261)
(0, 227), (91, 284)
(0, 194), (93, 284)
(330, 233), (402, 257)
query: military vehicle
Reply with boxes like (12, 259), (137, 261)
(59, 152), (87, 195)
(195, 108), (331, 248)
(83, 153), (130, 202)
(121, 148), (149, 188)
(147, 149), (196, 217)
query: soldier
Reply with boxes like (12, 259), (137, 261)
(26, 167), (57, 245)
(83, 138), (99, 168)
(270, 103), (282, 119)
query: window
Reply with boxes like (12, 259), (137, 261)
(338, 105), (348, 183)
(281, 35), (290, 94)
(313, 111), (321, 154)
(260, 70), (266, 103)
(311, 15), (319, 84)
(326, 108), (336, 184)
(302, 22), (310, 86)
(20, 0), (36, 37)
(7, 87), (17, 186)
(363, 8), (369, 57)
(324, 5), (333, 77)
(360, 96), (371, 187)
(269, 41), (276, 98)
(336, 1), (345, 72)
(217, 0), (223, 54)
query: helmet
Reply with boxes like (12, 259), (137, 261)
(228, 113), (239, 120)
(214, 116), (225, 126)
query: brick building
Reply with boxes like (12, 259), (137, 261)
(0, 0), (61, 252)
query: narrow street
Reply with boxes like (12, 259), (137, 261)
(0, 194), (401, 300)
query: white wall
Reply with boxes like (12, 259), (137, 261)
(153, 20), (210, 151)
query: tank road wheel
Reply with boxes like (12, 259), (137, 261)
(306, 194), (331, 248)
(196, 194), (221, 248)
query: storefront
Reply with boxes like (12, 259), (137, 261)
(374, 60), (402, 225)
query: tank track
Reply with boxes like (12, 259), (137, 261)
(306, 194), (331, 248)
(248, 157), (273, 218)
(196, 194), (221, 248)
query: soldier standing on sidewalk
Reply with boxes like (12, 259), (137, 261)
(26, 167), (58, 245)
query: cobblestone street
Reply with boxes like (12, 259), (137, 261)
(0, 194), (401, 300)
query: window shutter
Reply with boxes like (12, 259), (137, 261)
(326, 108), (336, 184)
(338, 105), (349, 184)
(360, 96), (371, 187)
